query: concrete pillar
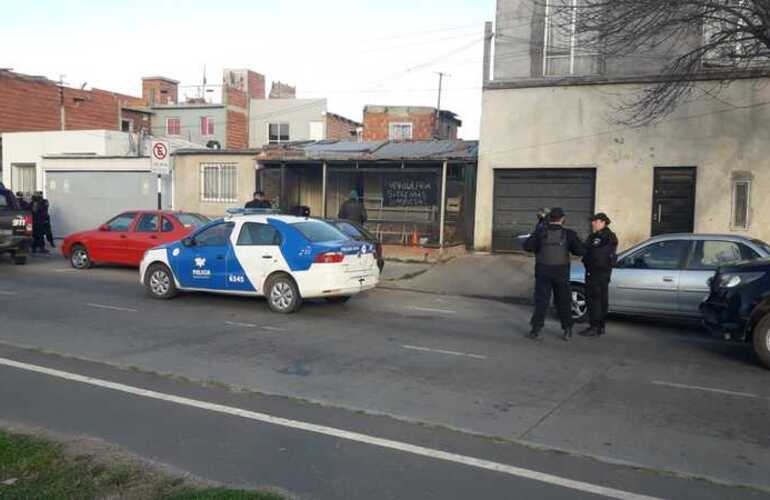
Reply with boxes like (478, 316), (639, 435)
(322, 161), (328, 218)
(439, 160), (448, 248)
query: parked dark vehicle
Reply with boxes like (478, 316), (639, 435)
(701, 254), (770, 369)
(0, 187), (33, 265)
(325, 219), (384, 272)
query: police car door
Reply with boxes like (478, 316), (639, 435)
(231, 222), (283, 295)
(174, 222), (233, 290)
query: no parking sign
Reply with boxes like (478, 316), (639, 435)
(151, 140), (170, 175)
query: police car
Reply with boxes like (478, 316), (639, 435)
(139, 210), (380, 313)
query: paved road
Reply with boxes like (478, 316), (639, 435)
(1, 254), (769, 498)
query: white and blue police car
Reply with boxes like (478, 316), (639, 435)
(139, 210), (380, 313)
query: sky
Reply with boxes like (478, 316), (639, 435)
(1, 0), (493, 139)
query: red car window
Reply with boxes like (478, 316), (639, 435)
(135, 214), (160, 233)
(161, 217), (175, 233)
(106, 212), (137, 232)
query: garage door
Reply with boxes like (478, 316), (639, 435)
(492, 168), (596, 252)
(46, 171), (165, 238)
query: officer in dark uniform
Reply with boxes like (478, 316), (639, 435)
(245, 191), (272, 209)
(523, 207), (585, 341)
(579, 213), (618, 338)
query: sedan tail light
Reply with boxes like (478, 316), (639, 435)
(12, 215), (33, 235)
(314, 252), (345, 264)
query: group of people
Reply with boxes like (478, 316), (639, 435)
(245, 190), (369, 225)
(523, 207), (618, 342)
(17, 191), (55, 254)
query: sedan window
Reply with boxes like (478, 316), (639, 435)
(237, 223), (281, 246)
(625, 240), (690, 270)
(293, 221), (347, 243)
(135, 214), (159, 232)
(161, 217), (174, 233)
(106, 213), (137, 232)
(194, 223), (234, 247)
(686, 241), (757, 270)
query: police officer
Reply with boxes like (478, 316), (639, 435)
(523, 207), (585, 341)
(579, 213), (618, 338)
(245, 191), (272, 209)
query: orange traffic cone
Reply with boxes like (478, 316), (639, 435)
(411, 229), (419, 246)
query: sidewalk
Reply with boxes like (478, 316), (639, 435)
(381, 252), (535, 302)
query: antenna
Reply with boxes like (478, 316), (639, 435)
(434, 72), (451, 138)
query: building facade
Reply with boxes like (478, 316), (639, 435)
(362, 105), (462, 142)
(475, 0), (770, 251)
(249, 98), (328, 148)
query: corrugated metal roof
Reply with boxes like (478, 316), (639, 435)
(258, 139), (477, 162)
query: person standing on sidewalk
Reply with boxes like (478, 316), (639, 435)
(579, 213), (618, 338)
(338, 190), (367, 225)
(523, 207), (585, 341)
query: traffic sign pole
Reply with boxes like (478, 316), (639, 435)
(157, 174), (162, 210)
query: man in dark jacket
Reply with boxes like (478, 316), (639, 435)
(245, 191), (272, 209)
(338, 190), (367, 225)
(579, 213), (618, 338)
(523, 207), (585, 341)
(15, 192), (31, 211)
(30, 192), (48, 253)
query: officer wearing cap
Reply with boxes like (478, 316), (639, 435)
(579, 213), (618, 338)
(523, 207), (585, 341)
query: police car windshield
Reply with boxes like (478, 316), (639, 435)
(293, 221), (347, 242)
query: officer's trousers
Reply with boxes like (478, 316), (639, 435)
(586, 271), (611, 328)
(530, 269), (572, 331)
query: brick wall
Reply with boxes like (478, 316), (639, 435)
(226, 110), (248, 149)
(142, 78), (178, 105)
(269, 81), (296, 99)
(223, 85), (249, 109)
(247, 71), (266, 100)
(120, 109), (151, 133)
(363, 111), (437, 141)
(326, 113), (360, 140)
(0, 70), (143, 133)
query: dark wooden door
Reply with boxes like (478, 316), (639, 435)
(652, 167), (696, 236)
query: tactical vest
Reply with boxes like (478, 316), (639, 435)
(536, 228), (569, 266)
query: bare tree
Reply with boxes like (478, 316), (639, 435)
(539, 0), (770, 125)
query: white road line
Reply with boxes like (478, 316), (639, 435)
(408, 306), (457, 315)
(402, 345), (487, 360)
(261, 326), (286, 332)
(54, 268), (78, 273)
(0, 357), (659, 500)
(225, 321), (258, 328)
(85, 303), (138, 313)
(652, 380), (767, 401)
(0, 290), (17, 296)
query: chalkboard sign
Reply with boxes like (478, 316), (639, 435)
(383, 174), (438, 207)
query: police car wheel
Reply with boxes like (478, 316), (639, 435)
(571, 285), (588, 323)
(70, 245), (92, 269)
(266, 274), (302, 314)
(145, 264), (177, 300)
(12, 254), (27, 265)
(325, 296), (351, 304)
(752, 314), (770, 370)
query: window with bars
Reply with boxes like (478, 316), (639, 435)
(388, 122), (413, 141)
(731, 178), (751, 230)
(543, 0), (600, 76)
(268, 123), (290, 144)
(166, 117), (181, 136)
(200, 116), (215, 136)
(201, 163), (238, 203)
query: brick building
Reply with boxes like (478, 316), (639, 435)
(362, 105), (462, 142)
(0, 69), (151, 135)
(147, 69), (266, 149)
(326, 113), (361, 141)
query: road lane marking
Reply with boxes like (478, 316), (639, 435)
(402, 345), (487, 360)
(408, 306), (456, 315)
(225, 321), (258, 328)
(652, 380), (767, 401)
(85, 303), (138, 313)
(54, 268), (78, 273)
(0, 358), (660, 500)
(261, 326), (286, 332)
(0, 290), (17, 296)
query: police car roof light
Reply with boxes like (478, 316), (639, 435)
(226, 208), (281, 216)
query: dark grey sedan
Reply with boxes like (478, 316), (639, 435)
(569, 234), (770, 322)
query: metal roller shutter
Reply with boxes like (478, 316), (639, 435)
(492, 168), (596, 252)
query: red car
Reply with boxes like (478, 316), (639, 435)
(62, 210), (209, 269)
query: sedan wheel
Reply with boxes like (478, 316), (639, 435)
(752, 314), (770, 369)
(571, 286), (588, 323)
(70, 245), (91, 269)
(266, 275), (302, 314)
(145, 264), (177, 299)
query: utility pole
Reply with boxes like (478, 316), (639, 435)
(434, 72), (450, 138)
(58, 74), (67, 131)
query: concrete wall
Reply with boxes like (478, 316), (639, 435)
(173, 153), (256, 219)
(1, 130), (131, 192)
(150, 106), (227, 148)
(475, 78), (770, 250)
(249, 99), (327, 148)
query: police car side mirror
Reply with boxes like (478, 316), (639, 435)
(182, 237), (195, 247)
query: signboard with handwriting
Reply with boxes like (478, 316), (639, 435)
(383, 174), (438, 207)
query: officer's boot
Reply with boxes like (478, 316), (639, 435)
(579, 326), (600, 337)
(598, 325), (606, 337)
(527, 328), (543, 342)
(561, 327), (572, 341)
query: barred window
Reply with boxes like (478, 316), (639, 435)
(201, 163), (238, 203)
(543, 0), (600, 76)
(732, 179), (751, 230)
